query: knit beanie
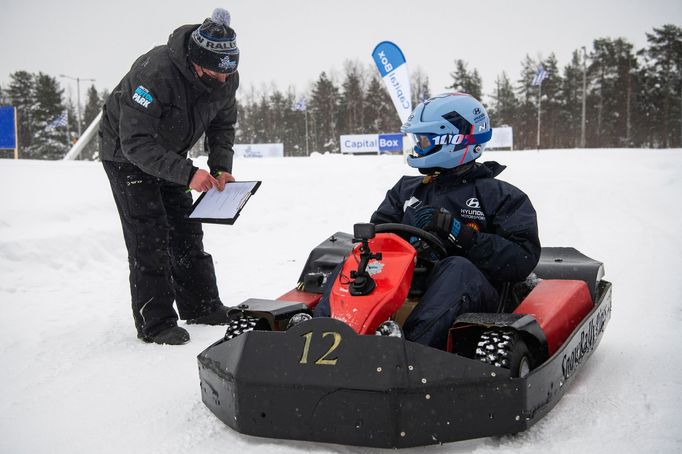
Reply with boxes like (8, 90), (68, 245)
(188, 8), (239, 74)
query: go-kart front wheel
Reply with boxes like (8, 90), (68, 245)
(224, 315), (269, 340)
(475, 329), (534, 378)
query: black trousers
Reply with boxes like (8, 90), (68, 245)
(313, 256), (498, 350)
(103, 161), (223, 337)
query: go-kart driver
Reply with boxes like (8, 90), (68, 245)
(314, 93), (541, 350)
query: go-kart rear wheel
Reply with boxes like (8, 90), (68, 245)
(475, 329), (533, 378)
(224, 315), (266, 340)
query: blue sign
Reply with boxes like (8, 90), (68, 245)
(0, 106), (17, 149)
(378, 133), (403, 153)
(371, 41), (407, 77)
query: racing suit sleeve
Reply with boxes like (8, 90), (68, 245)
(206, 72), (239, 174)
(117, 77), (195, 186)
(458, 189), (541, 284)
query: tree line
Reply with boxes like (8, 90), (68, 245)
(1, 24), (680, 159)
(0, 72), (106, 159)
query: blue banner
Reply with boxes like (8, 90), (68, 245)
(371, 41), (412, 123)
(378, 133), (403, 153)
(371, 41), (407, 77)
(0, 106), (17, 149)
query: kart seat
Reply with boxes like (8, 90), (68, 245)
(533, 247), (605, 302)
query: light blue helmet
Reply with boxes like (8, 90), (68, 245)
(401, 93), (492, 170)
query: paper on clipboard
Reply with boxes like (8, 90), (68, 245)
(188, 181), (259, 221)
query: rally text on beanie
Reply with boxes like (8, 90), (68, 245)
(188, 8), (240, 74)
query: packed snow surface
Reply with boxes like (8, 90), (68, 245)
(1, 149), (681, 453)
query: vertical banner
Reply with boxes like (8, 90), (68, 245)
(371, 41), (412, 124)
(0, 106), (18, 151)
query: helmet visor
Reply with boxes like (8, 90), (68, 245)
(410, 133), (438, 155)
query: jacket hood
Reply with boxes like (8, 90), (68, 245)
(167, 24), (201, 82)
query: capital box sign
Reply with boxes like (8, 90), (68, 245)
(340, 133), (403, 154)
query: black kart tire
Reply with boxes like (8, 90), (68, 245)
(475, 329), (533, 378)
(224, 315), (265, 340)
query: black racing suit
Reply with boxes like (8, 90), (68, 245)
(99, 24), (239, 338)
(314, 162), (541, 349)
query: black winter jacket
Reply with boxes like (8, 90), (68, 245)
(371, 161), (541, 284)
(99, 24), (239, 186)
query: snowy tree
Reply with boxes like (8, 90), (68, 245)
(309, 71), (340, 152)
(538, 54), (562, 149)
(338, 61), (365, 135)
(78, 84), (104, 160)
(252, 91), (271, 144)
(267, 87), (288, 144)
(447, 60), (482, 99)
(515, 55), (541, 149)
(235, 89), (255, 144)
(411, 67), (431, 107)
(488, 71), (518, 128)
(284, 87), (308, 156)
(639, 24), (682, 148)
(0, 84), (8, 104)
(363, 74), (401, 134)
(7, 71), (36, 154)
(558, 50), (585, 148)
(28, 73), (68, 159)
(83, 85), (102, 128)
(586, 38), (638, 147)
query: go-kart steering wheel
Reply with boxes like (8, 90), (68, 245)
(374, 223), (448, 260)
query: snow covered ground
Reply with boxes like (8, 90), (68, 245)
(1, 149), (681, 453)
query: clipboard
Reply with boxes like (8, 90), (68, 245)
(186, 180), (261, 225)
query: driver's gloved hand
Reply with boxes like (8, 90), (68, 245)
(413, 206), (475, 254)
(427, 208), (461, 246)
(413, 206), (460, 246)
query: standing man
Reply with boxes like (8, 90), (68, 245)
(100, 8), (240, 345)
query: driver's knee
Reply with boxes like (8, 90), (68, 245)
(432, 256), (478, 276)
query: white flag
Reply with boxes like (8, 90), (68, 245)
(292, 98), (306, 111)
(46, 110), (68, 131)
(531, 66), (549, 86)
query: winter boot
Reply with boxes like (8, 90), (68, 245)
(186, 306), (231, 325)
(139, 326), (190, 345)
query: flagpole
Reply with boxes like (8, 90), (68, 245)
(13, 106), (19, 160)
(65, 110), (71, 148)
(60, 74), (95, 138)
(580, 46), (587, 148)
(536, 83), (542, 149)
(304, 107), (309, 156)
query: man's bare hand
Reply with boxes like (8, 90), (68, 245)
(189, 169), (218, 192)
(215, 171), (235, 191)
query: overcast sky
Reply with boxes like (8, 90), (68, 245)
(1, 0), (681, 105)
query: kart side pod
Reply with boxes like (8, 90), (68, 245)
(514, 279), (593, 355)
